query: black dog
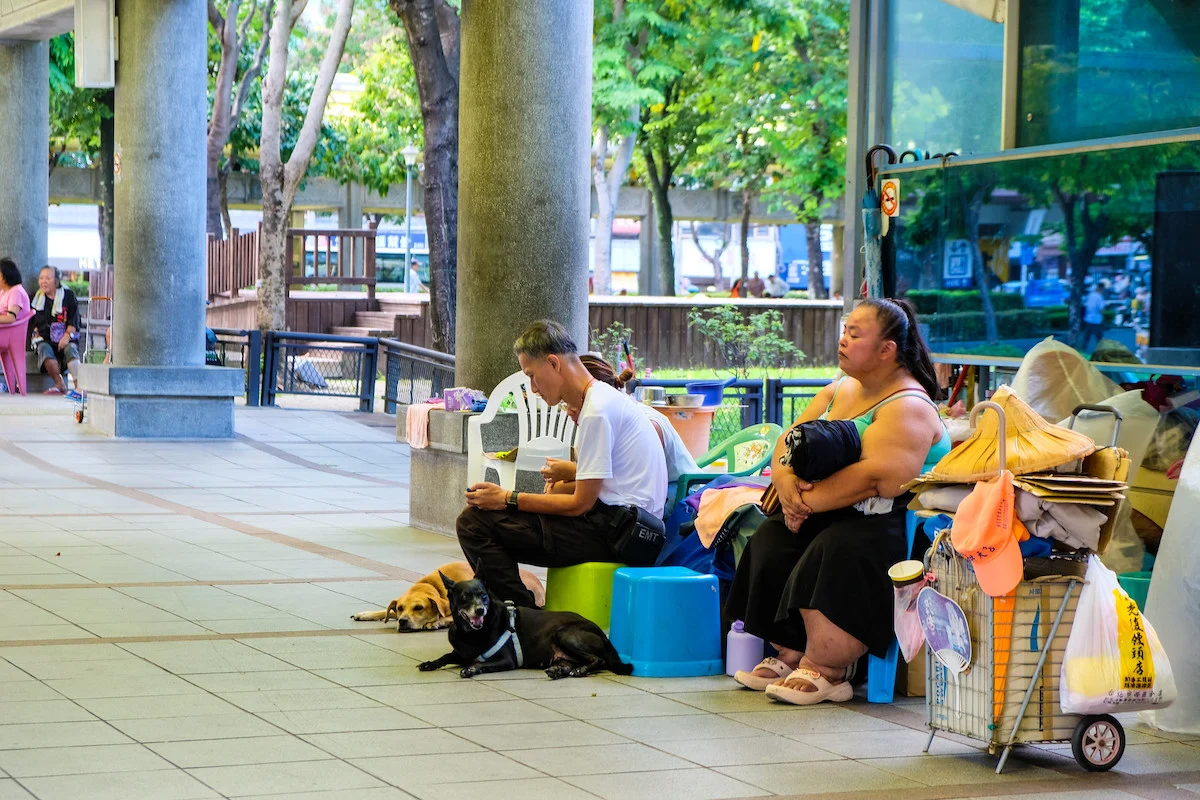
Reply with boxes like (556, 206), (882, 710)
(417, 573), (634, 679)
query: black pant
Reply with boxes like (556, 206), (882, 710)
(456, 502), (625, 606)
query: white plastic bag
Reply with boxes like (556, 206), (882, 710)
(1060, 555), (1176, 715)
(894, 582), (926, 663)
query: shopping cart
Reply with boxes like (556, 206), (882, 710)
(920, 400), (1127, 773)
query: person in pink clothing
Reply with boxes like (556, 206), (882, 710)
(0, 258), (31, 324)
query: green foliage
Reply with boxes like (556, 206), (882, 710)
(688, 305), (803, 378)
(904, 290), (1024, 315)
(590, 321), (644, 373)
(48, 33), (111, 168)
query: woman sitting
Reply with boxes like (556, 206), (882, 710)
(725, 298), (949, 705)
(540, 354), (699, 500)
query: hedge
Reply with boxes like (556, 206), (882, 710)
(921, 305), (1116, 341)
(904, 290), (1025, 315)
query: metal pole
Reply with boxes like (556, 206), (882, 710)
(404, 165), (415, 293)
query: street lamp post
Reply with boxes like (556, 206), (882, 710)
(402, 144), (420, 293)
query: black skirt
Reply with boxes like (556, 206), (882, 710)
(724, 498), (910, 658)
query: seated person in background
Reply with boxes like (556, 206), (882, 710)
(0, 258), (31, 324)
(457, 321), (668, 606)
(541, 354), (700, 502)
(765, 273), (790, 298)
(30, 266), (82, 399)
(725, 298), (949, 705)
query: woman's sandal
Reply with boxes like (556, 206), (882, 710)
(733, 657), (793, 691)
(765, 667), (854, 705)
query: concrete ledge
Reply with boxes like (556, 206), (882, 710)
(79, 364), (241, 438)
(410, 447), (468, 535)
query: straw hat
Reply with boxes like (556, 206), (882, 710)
(928, 386), (1096, 481)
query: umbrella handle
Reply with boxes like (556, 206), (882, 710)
(969, 400), (1007, 477)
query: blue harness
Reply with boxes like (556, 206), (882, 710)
(476, 601), (523, 667)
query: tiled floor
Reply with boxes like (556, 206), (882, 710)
(0, 397), (1197, 799)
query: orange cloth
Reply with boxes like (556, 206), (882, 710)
(694, 486), (765, 548)
(950, 470), (1023, 597)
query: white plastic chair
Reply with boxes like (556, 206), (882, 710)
(466, 371), (577, 489)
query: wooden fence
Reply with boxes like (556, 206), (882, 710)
(390, 297), (843, 368)
(205, 296), (376, 333)
(206, 225), (378, 301)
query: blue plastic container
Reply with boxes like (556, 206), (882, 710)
(608, 567), (723, 677)
(684, 377), (735, 407)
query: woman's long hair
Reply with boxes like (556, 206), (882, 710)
(580, 354), (635, 391)
(862, 297), (940, 400)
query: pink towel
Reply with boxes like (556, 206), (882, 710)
(405, 399), (444, 448)
(694, 486), (768, 548)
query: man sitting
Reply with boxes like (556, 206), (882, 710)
(30, 266), (82, 399)
(456, 320), (668, 607)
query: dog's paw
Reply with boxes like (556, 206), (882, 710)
(568, 665), (592, 678)
(417, 661), (440, 671)
(545, 664), (571, 680)
(459, 665), (480, 678)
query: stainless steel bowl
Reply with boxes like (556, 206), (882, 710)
(667, 393), (705, 408)
(635, 386), (666, 405)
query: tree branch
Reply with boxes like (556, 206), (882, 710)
(208, 0), (225, 30)
(232, 0), (273, 127)
(289, 0), (308, 27)
(237, 0), (259, 52)
(282, 0), (355, 203)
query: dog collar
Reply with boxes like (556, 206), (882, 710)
(476, 602), (523, 667)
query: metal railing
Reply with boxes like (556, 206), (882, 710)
(262, 331), (379, 411)
(380, 338), (456, 415)
(210, 328), (263, 407)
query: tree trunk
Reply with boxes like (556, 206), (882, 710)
(219, 166), (233, 241)
(805, 221), (826, 299)
(591, 122), (637, 297)
(739, 188), (752, 281)
(653, 187), (674, 295)
(965, 184), (998, 343)
(257, 170), (289, 332)
(98, 90), (115, 266)
(690, 221), (729, 288)
(394, 0), (459, 353)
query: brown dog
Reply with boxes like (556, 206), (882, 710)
(352, 561), (546, 631)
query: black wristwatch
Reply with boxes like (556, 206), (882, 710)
(506, 491), (519, 509)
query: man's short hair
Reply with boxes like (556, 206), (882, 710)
(513, 320), (577, 359)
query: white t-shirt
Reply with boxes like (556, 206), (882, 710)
(637, 404), (700, 483)
(575, 382), (668, 519)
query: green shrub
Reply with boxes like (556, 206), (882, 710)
(905, 290), (1024, 315)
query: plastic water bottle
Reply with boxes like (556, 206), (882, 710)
(725, 620), (764, 677)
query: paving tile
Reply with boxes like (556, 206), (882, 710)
(0, 683), (64, 702)
(231, 790), (417, 800)
(352, 752), (542, 788)
(188, 760), (385, 797)
(358, 680), (512, 707)
(80, 620), (213, 638)
(1109, 742), (1200, 775)
(533, 693), (705, 720)
(718, 759), (923, 794)
(0, 743), (172, 778)
(118, 640), (294, 675)
(942, 793), (1142, 800)
(216, 687), (382, 713)
(257, 707), (430, 735)
(183, 669), (337, 694)
(503, 742), (695, 776)
(8, 656), (168, 682)
(865, 752), (1070, 785)
(311, 665), (457, 688)
(564, 767), (771, 800)
(399, 777), (598, 800)
(656, 735), (842, 767)
(148, 735), (334, 768)
(21, 769), (219, 800)
(0, 700), (93, 725)
(447, 720), (630, 750)
(0, 779), (35, 799)
(591, 713), (766, 743)
(790, 727), (980, 759)
(46, 673), (207, 700)
(488, 677), (645, 700)
(110, 713), (287, 743)
(303, 728), (484, 759)
(661, 689), (800, 714)
(721, 706), (904, 735)
(75, 693), (244, 720)
(403, 699), (571, 728)
(0, 721), (131, 750)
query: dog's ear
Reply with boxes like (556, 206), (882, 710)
(385, 599), (399, 622)
(433, 592), (451, 621)
(439, 571), (456, 592)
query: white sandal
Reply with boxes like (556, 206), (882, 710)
(765, 667), (854, 705)
(733, 657), (793, 691)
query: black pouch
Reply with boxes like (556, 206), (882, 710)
(609, 505), (666, 566)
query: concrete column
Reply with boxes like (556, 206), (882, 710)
(456, 0), (593, 391)
(81, 0), (241, 437)
(0, 41), (49, 295)
(638, 205), (657, 297)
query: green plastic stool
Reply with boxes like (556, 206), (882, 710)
(544, 562), (626, 629)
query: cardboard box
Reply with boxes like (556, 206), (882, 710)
(896, 643), (926, 697)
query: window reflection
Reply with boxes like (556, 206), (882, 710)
(884, 140), (1200, 359)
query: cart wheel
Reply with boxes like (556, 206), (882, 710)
(1071, 715), (1124, 771)
(74, 408), (84, 424)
